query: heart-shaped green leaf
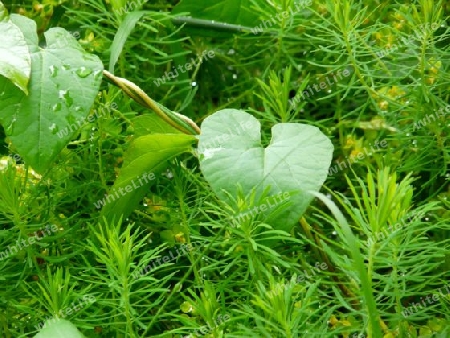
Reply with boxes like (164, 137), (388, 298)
(0, 16), (103, 173)
(198, 109), (333, 232)
(34, 319), (85, 338)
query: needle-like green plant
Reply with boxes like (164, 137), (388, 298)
(0, 0), (449, 337)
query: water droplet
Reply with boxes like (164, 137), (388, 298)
(49, 123), (58, 134)
(191, 81), (197, 87)
(49, 65), (58, 77)
(76, 67), (93, 78)
(232, 74), (237, 79)
(53, 103), (61, 112)
(74, 106), (82, 112)
(227, 49), (235, 55)
(59, 90), (73, 107)
(93, 70), (102, 79)
(5, 121), (14, 135)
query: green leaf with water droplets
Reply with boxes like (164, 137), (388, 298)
(0, 15), (103, 173)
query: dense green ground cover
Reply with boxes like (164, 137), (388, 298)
(0, 0), (449, 337)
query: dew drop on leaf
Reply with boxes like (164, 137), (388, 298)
(93, 70), (102, 80)
(49, 123), (58, 134)
(52, 103), (62, 112)
(59, 90), (73, 107)
(76, 67), (93, 78)
(49, 65), (58, 77)
(58, 90), (67, 99)
(5, 120), (15, 136)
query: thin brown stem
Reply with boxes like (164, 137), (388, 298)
(102, 70), (201, 135)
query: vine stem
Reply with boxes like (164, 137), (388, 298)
(299, 217), (360, 308)
(102, 70), (201, 135)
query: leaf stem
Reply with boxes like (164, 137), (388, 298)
(102, 70), (200, 135)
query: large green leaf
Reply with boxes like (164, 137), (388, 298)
(0, 16), (103, 173)
(34, 319), (85, 338)
(198, 109), (333, 232)
(0, 2), (31, 94)
(99, 134), (196, 221)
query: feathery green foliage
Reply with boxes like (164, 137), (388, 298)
(0, 0), (449, 337)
